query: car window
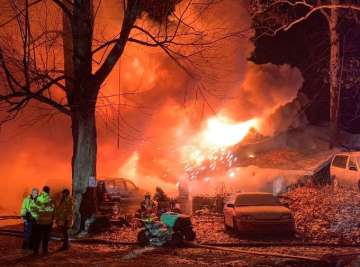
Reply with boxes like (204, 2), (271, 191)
(125, 181), (136, 191)
(349, 157), (358, 171)
(105, 181), (115, 190)
(235, 194), (281, 206)
(332, 155), (348, 168)
(114, 180), (126, 190)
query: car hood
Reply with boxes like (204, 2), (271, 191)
(235, 206), (292, 220)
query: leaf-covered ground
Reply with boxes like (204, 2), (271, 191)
(2, 186), (360, 266)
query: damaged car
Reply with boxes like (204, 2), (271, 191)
(223, 192), (295, 236)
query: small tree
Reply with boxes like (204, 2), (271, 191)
(0, 0), (238, 232)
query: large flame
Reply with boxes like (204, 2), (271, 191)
(202, 116), (258, 148)
(176, 114), (259, 182)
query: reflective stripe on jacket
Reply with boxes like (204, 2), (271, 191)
(30, 192), (54, 225)
(20, 196), (35, 217)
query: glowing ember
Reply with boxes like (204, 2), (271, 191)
(178, 115), (259, 185)
(202, 117), (258, 148)
(228, 171), (236, 178)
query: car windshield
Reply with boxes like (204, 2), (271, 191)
(105, 180), (126, 192)
(235, 194), (281, 206)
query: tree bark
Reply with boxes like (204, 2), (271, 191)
(328, 0), (341, 148)
(62, 0), (98, 233)
(71, 105), (97, 233)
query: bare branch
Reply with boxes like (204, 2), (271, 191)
(253, 1), (360, 37)
(51, 0), (73, 18)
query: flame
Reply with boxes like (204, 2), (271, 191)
(177, 114), (259, 184)
(202, 116), (258, 148)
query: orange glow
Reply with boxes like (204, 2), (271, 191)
(0, 0), (304, 210)
(202, 116), (258, 148)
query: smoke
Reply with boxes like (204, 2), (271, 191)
(0, 114), (72, 214)
(222, 63), (303, 122)
(188, 166), (302, 196)
(0, 0), (305, 213)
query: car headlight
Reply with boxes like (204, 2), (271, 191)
(239, 215), (254, 221)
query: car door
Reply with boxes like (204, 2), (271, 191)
(346, 156), (359, 188)
(331, 155), (348, 184)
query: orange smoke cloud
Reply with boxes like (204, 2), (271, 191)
(0, 1), (305, 212)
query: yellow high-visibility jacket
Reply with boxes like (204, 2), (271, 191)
(30, 192), (55, 225)
(20, 196), (36, 217)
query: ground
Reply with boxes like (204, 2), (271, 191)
(1, 235), (360, 267)
(1, 186), (360, 266)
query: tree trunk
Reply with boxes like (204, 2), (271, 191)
(329, 0), (341, 148)
(62, 0), (98, 233)
(71, 106), (97, 233)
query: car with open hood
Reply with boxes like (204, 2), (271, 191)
(223, 192), (295, 236)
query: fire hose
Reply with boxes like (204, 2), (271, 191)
(0, 215), (21, 220)
(185, 241), (323, 262)
(1, 228), (360, 247)
(0, 215), (359, 265)
(1, 229), (360, 265)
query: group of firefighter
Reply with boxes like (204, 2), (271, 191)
(137, 187), (175, 219)
(20, 185), (172, 254)
(20, 186), (73, 254)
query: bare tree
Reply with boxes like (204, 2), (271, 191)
(0, 0), (240, 232)
(249, 0), (360, 147)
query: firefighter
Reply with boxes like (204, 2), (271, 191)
(153, 187), (170, 215)
(20, 188), (38, 249)
(55, 189), (73, 250)
(30, 186), (55, 254)
(140, 192), (156, 218)
(153, 187), (169, 202)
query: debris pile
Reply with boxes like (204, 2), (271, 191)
(282, 186), (360, 244)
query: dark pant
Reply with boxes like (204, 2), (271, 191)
(33, 223), (52, 253)
(22, 220), (33, 249)
(61, 221), (69, 249)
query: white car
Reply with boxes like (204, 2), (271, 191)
(330, 152), (360, 190)
(223, 192), (294, 235)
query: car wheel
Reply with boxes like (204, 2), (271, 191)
(137, 229), (149, 246)
(183, 227), (196, 241)
(168, 232), (183, 247)
(224, 222), (231, 232)
(331, 176), (338, 191)
(232, 217), (238, 232)
(223, 217), (231, 232)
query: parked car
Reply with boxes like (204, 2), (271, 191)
(223, 192), (295, 236)
(96, 178), (143, 218)
(330, 152), (360, 190)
